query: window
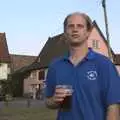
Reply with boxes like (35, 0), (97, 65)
(38, 57), (40, 62)
(38, 70), (45, 80)
(92, 40), (100, 49)
(30, 71), (36, 79)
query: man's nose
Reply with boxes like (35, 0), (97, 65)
(72, 26), (78, 32)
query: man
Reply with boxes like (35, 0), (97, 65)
(45, 12), (120, 120)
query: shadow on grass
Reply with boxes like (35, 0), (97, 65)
(0, 106), (57, 120)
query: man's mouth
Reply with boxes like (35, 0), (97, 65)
(71, 34), (80, 38)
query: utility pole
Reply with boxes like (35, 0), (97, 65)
(102, 0), (113, 61)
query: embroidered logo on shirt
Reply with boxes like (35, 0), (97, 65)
(87, 71), (97, 80)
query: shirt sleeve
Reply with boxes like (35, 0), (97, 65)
(105, 61), (120, 106)
(45, 64), (56, 97)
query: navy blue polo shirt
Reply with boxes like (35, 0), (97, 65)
(45, 48), (120, 120)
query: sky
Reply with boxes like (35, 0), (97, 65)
(0, 0), (120, 56)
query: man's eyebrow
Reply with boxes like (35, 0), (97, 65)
(67, 23), (84, 26)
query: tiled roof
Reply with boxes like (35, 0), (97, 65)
(10, 54), (37, 72)
(35, 34), (69, 68)
(13, 62), (44, 74)
(14, 34), (68, 74)
(0, 33), (10, 63)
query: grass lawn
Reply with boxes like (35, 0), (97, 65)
(0, 107), (57, 120)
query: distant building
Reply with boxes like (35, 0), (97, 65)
(0, 32), (37, 96)
(0, 33), (11, 81)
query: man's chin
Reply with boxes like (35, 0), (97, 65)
(70, 41), (85, 47)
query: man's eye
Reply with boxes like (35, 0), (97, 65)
(68, 24), (74, 28)
(77, 24), (84, 28)
(67, 24), (84, 29)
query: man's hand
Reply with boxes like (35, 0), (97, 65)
(106, 104), (120, 120)
(53, 87), (68, 103)
(45, 87), (69, 109)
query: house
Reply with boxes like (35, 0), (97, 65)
(0, 33), (11, 80)
(0, 32), (38, 97)
(10, 54), (37, 97)
(0, 33), (11, 94)
(18, 21), (120, 99)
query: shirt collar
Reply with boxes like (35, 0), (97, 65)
(63, 48), (96, 61)
(86, 48), (96, 60)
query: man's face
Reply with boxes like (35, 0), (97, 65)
(64, 14), (90, 46)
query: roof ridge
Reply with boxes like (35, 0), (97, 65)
(10, 54), (37, 57)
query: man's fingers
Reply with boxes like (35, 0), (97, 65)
(55, 88), (66, 93)
(54, 98), (64, 102)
